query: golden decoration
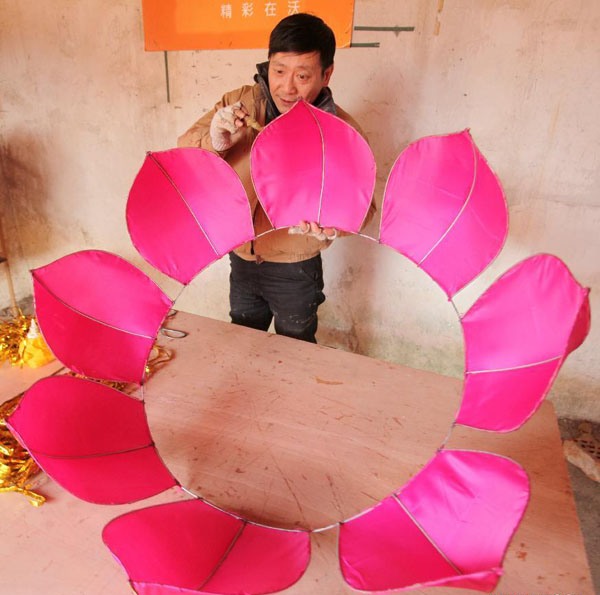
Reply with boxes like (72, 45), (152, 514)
(0, 395), (45, 507)
(19, 318), (55, 368)
(0, 310), (31, 367)
(0, 312), (55, 368)
(146, 344), (173, 377)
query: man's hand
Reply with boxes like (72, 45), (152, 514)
(288, 221), (337, 241)
(209, 102), (250, 151)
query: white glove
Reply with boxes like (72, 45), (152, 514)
(288, 221), (337, 241)
(210, 102), (245, 151)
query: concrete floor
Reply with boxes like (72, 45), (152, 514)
(558, 418), (600, 593)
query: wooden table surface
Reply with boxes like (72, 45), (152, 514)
(0, 311), (593, 594)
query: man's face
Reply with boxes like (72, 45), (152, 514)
(267, 51), (334, 114)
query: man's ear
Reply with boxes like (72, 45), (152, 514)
(323, 64), (334, 86)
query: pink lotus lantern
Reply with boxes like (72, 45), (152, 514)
(8, 103), (590, 594)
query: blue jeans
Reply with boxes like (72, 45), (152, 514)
(229, 252), (326, 343)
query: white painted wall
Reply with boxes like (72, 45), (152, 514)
(1, 1), (598, 420)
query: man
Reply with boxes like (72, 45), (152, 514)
(178, 13), (374, 343)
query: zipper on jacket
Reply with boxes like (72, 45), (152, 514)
(250, 205), (257, 256)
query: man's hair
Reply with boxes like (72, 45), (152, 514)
(268, 13), (336, 71)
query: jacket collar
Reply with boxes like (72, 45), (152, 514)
(254, 61), (337, 124)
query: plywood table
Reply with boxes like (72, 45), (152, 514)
(1, 311), (594, 594)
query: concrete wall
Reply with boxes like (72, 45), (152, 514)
(1, 1), (598, 420)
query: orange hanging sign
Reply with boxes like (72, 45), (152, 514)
(141, 0), (355, 51)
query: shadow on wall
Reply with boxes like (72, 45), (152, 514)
(318, 236), (380, 355)
(323, 6), (440, 357)
(319, 234), (465, 379)
(0, 133), (55, 260)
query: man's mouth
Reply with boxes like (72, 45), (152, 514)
(278, 97), (298, 108)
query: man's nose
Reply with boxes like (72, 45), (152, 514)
(282, 73), (297, 95)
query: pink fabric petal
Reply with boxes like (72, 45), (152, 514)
(458, 254), (591, 431)
(251, 100), (375, 232)
(32, 250), (173, 384)
(7, 376), (177, 504)
(131, 586), (199, 595)
(339, 450), (529, 592)
(131, 585), (225, 595)
(380, 130), (508, 297)
(458, 360), (561, 432)
(103, 499), (310, 595)
(127, 148), (254, 285)
(340, 496), (461, 591)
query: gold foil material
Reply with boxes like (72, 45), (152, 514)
(0, 395), (45, 506)
(0, 310), (30, 366)
(0, 312), (55, 368)
(146, 345), (172, 377)
(19, 318), (55, 368)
